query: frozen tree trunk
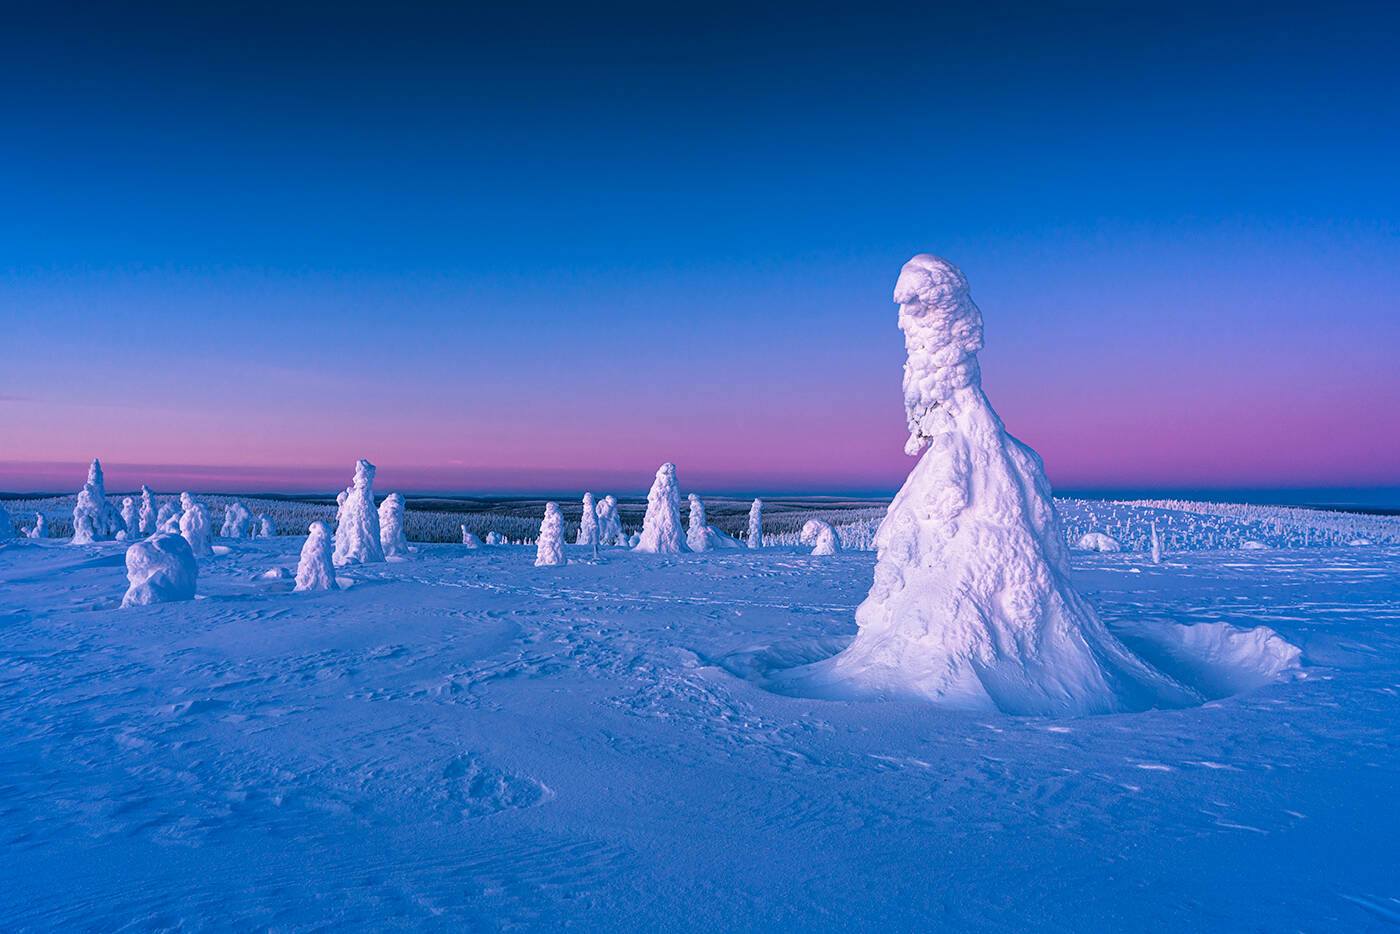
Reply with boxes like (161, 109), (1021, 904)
(535, 502), (565, 567)
(634, 464), (688, 554)
(800, 519), (841, 555)
(295, 522), (338, 591)
(332, 460), (385, 566)
(121, 533), (198, 607)
(378, 492), (408, 557)
(596, 495), (625, 546)
(178, 493), (214, 557)
(687, 494), (712, 552)
(138, 486), (157, 535)
(782, 255), (1198, 716)
(747, 499), (763, 549)
(576, 493), (599, 546)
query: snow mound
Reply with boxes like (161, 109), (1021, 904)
(121, 533), (198, 607)
(1075, 532), (1122, 553)
(775, 255), (1203, 716)
(800, 519), (840, 556)
(1113, 621), (1304, 699)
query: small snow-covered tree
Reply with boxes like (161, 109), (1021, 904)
(596, 495), (625, 546)
(157, 501), (181, 534)
(220, 502), (252, 538)
(295, 522), (338, 591)
(138, 486), (157, 535)
(577, 492), (599, 546)
(1150, 523), (1163, 564)
(747, 499), (763, 549)
(800, 519), (841, 555)
(378, 492), (408, 557)
(1074, 532), (1121, 553)
(27, 512), (48, 539)
(179, 493), (214, 557)
(332, 459), (385, 566)
(687, 494), (711, 552)
(535, 502), (565, 567)
(460, 525), (482, 548)
(121, 533), (198, 607)
(634, 463), (688, 554)
(485, 531), (506, 545)
(72, 458), (115, 544)
(257, 514), (275, 538)
(72, 514), (98, 545)
(120, 498), (139, 538)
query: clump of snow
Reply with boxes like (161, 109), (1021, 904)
(120, 498), (139, 538)
(257, 514), (275, 538)
(295, 522), (338, 591)
(138, 486), (157, 535)
(535, 503), (565, 567)
(121, 533), (198, 607)
(576, 492), (599, 546)
(378, 493), (408, 558)
(332, 460), (385, 567)
(72, 514), (97, 545)
(1241, 540), (1267, 550)
(1115, 621), (1304, 699)
(178, 493), (214, 557)
(460, 526), (482, 547)
(27, 512), (48, 538)
(634, 464), (688, 554)
(595, 495), (626, 546)
(220, 502), (253, 538)
(485, 531), (506, 546)
(799, 519), (841, 555)
(780, 255), (1202, 716)
(1075, 532), (1122, 553)
(747, 499), (763, 549)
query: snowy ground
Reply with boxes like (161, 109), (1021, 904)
(3, 533), (1399, 931)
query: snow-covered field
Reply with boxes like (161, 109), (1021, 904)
(3, 522), (1399, 931)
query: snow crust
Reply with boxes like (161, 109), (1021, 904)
(295, 522), (338, 591)
(634, 464), (688, 554)
(534, 503), (565, 567)
(120, 533), (197, 607)
(782, 255), (1201, 715)
(333, 460), (385, 567)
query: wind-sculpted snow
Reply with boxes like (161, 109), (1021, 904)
(577, 492), (599, 546)
(535, 503), (565, 567)
(332, 459), (384, 566)
(0, 536), (1390, 931)
(120, 532), (197, 607)
(634, 463), (687, 554)
(295, 522), (337, 591)
(220, 501), (253, 538)
(378, 492), (408, 558)
(179, 492), (214, 557)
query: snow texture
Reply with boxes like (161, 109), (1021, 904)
(748, 498), (763, 549)
(800, 519), (841, 555)
(634, 464), (688, 554)
(782, 255), (1202, 716)
(120, 532), (197, 607)
(332, 460), (385, 567)
(534, 503), (565, 567)
(294, 522), (338, 591)
(576, 493), (599, 546)
(378, 493), (408, 558)
(179, 493), (214, 558)
(595, 495), (626, 546)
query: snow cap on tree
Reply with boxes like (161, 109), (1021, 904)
(220, 502), (252, 538)
(295, 522), (338, 591)
(257, 514), (275, 538)
(535, 502), (565, 567)
(28, 512), (48, 539)
(686, 494), (712, 552)
(634, 463), (688, 554)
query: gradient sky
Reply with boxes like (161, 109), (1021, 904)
(2, 0), (1397, 494)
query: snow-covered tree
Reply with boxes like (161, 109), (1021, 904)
(257, 514), (275, 538)
(0, 501), (14, 540)
(156, 501), (181, 534)
(378, 492), (408, 558)
(485, 531), (506, 545)
(138, 486), (157, 535)
(687, 494), (711, 552)
(179, 492), (213, 557)
(576, 492), (599, 546)
(121, 533), (198, 607)
(72, 514), (97, 545)
(747, 499), (763, 549)
(783, 255), (1198, 715)
(1150, 523), (1163, 564)
(120, 498), (139, 538)
(800, 519), (841, 555)
(295, 522), (338, 591)
(634, 463), (688, 554)
(332, 459), (385, 566)
(595, 495), (625, 546)
(72, 458), (118, 543)
(535, 502), (565, 567)
(1074, 532), (1122, 553)
(27, 512), (47, 539)
(220, 502), (253, 538)
(460, 526), (482, 548)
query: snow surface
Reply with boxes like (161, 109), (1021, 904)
(0, 532), (1395, 930)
